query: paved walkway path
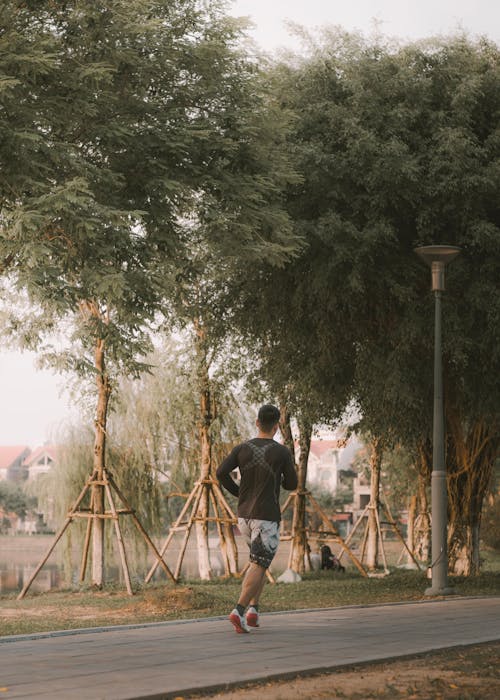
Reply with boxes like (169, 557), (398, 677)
(1, 597), (499, 699)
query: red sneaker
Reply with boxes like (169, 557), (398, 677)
(229, 609), (251, 633)
(246, 606), (260, 628)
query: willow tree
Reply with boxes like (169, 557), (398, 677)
(107, 337), (252, 578)
(1, 0), (298, 587)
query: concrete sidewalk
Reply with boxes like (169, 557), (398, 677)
(0, 597), (499, 699)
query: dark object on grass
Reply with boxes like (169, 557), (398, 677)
(320, 544), (345, 572)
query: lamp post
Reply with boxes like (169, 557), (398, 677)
(414, 245), (460, 595)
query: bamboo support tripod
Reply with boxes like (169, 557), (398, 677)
(396, 510), (430, 566)
(280, 489), (368, 576)
(145, 477), (276, 584)
(17, 467), (175, 599)
(338, 497), (422, 575)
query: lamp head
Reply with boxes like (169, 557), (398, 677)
(414, 245), (461, 291)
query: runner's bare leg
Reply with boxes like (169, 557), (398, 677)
(238, 562), (266, 608)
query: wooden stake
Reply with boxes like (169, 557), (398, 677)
(104, 480), (133, 595)
(209, 485), (230, 576)
(174, 481), (206, 581)
(146, 478), (242, 583)
(307, 493), (367, 576)
(338, 497), (418, 576)
(340, 506), (366, 553)
(212, 483), (239, 574)
(360, 511), (370, 561)
(237, 559), (276, 584)
(79, 487), (95, 583)
(19, 465), (177, 598)
(374, 505), (389, 574)
(212, 480), (237, 519)
(17, 474), (94, 600)
(384, 499), (422, 570)
(106, 471), (176, 584)
(145, 487), (198, 582)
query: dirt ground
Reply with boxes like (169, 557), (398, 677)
(191, 642), (500, 700)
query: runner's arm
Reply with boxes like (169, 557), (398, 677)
(216, 446), (240, 497)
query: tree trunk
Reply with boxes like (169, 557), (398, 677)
(289, 418), (311, 573)
(416, 469), (431, 563)
(279, 402), (296, 537)
(446, 415), (498, 576)
(195, 323), (212, 581)
(471, 522), (481, 575)
(91, 335), (111, 587)
(366, 436), (383, 571)
(228, 535), (239, 574)
(222, 517), (239, 575)
(195, 486), (211, 580)
(279, 403), (296, 459)
(406, 494), (417, 568)
(191, 319), (241, 580)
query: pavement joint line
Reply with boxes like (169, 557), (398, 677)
(1, 595), (497, 645)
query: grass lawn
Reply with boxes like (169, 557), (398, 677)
(1, 551), (499, 638)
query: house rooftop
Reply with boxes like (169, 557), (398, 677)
(0, 446), (31, 469)
(23, 445), (58, 467)
(309, 439), (343, 458)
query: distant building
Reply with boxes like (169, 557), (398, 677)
(23, 445), (58, 481)
(350, 443), (371, 517)
(307, 438), (341, 491)
(352, 469), (371, 512)
(0, 445), (58, 533)
(306, 429), (362, 494)
(0, 446), (31, 482)
(22, 446), (58, 532)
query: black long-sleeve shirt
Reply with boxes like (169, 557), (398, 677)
(216, 438), (297, 523)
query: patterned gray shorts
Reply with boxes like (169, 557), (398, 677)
(238, 518), (280, 569)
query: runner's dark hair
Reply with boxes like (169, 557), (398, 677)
(258, 404), (280, 431)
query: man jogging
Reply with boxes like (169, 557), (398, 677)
(216, 404), (297, 633)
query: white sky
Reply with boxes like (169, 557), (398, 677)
(230, 0), (500, 49)
(0, 351), (73, 447)
(1, 0), (499, 447)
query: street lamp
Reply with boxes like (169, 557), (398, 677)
(414, 244), (460, 596)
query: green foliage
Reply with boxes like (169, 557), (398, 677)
(1, 0), (300, 379)
(309, 483), (353, 512)
(0, 6), (300, 581)
(228, 34), (499, 538)
(32, 425), (95, 531)
(0, 481), (35, 518)
(379, 444), (420, 515)
(260, 33), (499, 571)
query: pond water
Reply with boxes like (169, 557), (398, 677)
(0, 535), (291, 595)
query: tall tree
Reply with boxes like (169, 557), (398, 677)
(269, 32), (500, 575)
(339, 36), (500, 575)
(228, 31), (499, 577)
(1, 0), (299, 587)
